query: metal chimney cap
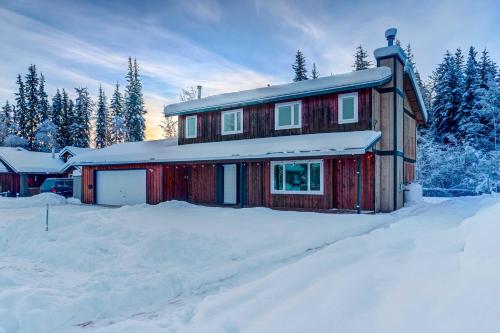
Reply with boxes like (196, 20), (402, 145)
(385, 28), (397, 45)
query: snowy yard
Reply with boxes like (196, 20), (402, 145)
(1, 194), (499, 333)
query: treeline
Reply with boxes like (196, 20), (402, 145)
(0, 57), (146, 151)
(417, 46), (499, 194)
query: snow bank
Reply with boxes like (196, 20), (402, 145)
(183, 195), (500, 333)
(0, 193), (66, 209)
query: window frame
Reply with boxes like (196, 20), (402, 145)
(338, 92), (359, 124)
(274, 101), (302, 130)
(270, 159), (324, 195)
(221, 109), (244, 135)
(185, 115), (197, 139)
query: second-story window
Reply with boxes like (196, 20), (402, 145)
(221, 109), (243, 135)
(185, 115), (197, 138)
(275, 101), (301, 130)
(338, 92), (358, 124)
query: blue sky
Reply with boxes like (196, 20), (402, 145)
(0, 0), (498, 139)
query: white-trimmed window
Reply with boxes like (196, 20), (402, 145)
(271, 160), (323, 195)
(185, 115), (197, 138)
(275, 101), (301, 130)
(221, 109), (243, 135)
(338, 92), (358, 124)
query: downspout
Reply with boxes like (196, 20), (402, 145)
(356, 158), (361, 214)
(239, 163), (243, 208)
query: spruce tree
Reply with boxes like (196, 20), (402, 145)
(71, 87), (92, 148)
(311, 63), (319, 79)
(0, 101), (13, 144)
(37, 73), (50, 123)
(125, 57), (146, 141)
(110, 82), (126, 144)
(292, 50), (308, 82)
(95, 85), (108, 148)
(458, 46), (481, 147)
(15, 74), (27, 139)
(24, 64), (40, 150)
(59, 89), (73, 147)
(352, 45), (372, 71)
(51, 89), (63, 148)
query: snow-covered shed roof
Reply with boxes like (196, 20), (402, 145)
(165, 67), (392, 116)
(71, 131), (381, 166)
(0, 147), (66, 174)
(58, 146), (94, 159)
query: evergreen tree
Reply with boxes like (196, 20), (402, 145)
(458, 47), (481, 147)
(311, 63), (319, 79)
(51, 89), (63, 148)
(95, 85), (109, 148)
(352, 45), (372, 71)
(125, 57), (146, 141)
(431, 49), (464, 144)
(35, 119), (57, 152)
(0, 101), (13, 144)
(37, 73), (50, 123)
(71, 87), (93, 148)
(24, 64), (40, 150)
(59, 89), (73, 147)
(110, 82), (126, 144)
(15, 74), (27, 138)
(478, 49), (497, 89)
(292, 50), (308, 82)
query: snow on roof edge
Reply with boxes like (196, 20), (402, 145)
(165, 67), (392, 116)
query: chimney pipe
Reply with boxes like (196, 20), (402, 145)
(51, 146), (55, 159)
(385, 28), (397, 46)
(197, 85), (202, 99)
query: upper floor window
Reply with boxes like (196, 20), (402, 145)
(221, 109), (243, 135)
(185, 115), (197, 138)
(275, 101), (301, 130)
(338, 92), (358, 124)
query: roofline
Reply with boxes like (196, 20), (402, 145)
(404, 65), (428, 122)
(164, 73), (392, 116)
(0, 156), (19, 173)
(71, 133), (382, 167)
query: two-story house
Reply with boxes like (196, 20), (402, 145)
(73, 28), (427, 212)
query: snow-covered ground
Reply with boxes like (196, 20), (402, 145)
(0, 194), (499, 333)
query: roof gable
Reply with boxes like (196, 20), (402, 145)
(0, 147), (66, 174)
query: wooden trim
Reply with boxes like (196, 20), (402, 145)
(404, 107), (416, 119)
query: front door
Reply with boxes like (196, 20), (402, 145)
(223, 164), (237, 204)
(174, 166), (188, 201)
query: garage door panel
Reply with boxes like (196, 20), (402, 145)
(96, 169), (146, 206)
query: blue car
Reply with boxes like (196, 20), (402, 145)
(40, 178), (73, 197)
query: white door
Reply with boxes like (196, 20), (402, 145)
(223, 164), (237, 204)
(96, 169), (146, 206)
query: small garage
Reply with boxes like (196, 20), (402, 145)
(96, 169), (147, 206)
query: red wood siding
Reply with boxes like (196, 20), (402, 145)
(178, 88), (372, 145)
(82, 164), (163, 205)
(164, 164), (217, 204)
(247, 154), (374, 211)
(404, 162), (415, 184)
(0, 173), (20, 194)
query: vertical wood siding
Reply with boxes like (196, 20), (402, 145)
(0, 173), (20, 194)
(82, 164), (163, 205)
(178, 88), (372, 145)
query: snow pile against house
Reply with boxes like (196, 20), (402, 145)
(71, 131), (381, 165)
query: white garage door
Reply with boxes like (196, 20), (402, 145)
(96, 169), (146, 206)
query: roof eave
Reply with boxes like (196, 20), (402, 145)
(164, 75), (392, 116)
(404, 65), (428, 123)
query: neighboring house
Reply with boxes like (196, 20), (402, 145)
(0, 146), (94, 196)
(72, 28), (427, 212)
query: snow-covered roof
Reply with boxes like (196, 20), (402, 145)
(58, 146), (94, 159)
(71, 131), (381, 166)
(0, 160), (10, 173)
(0, 147), (66, 174)
(165, 67), (392, 116)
